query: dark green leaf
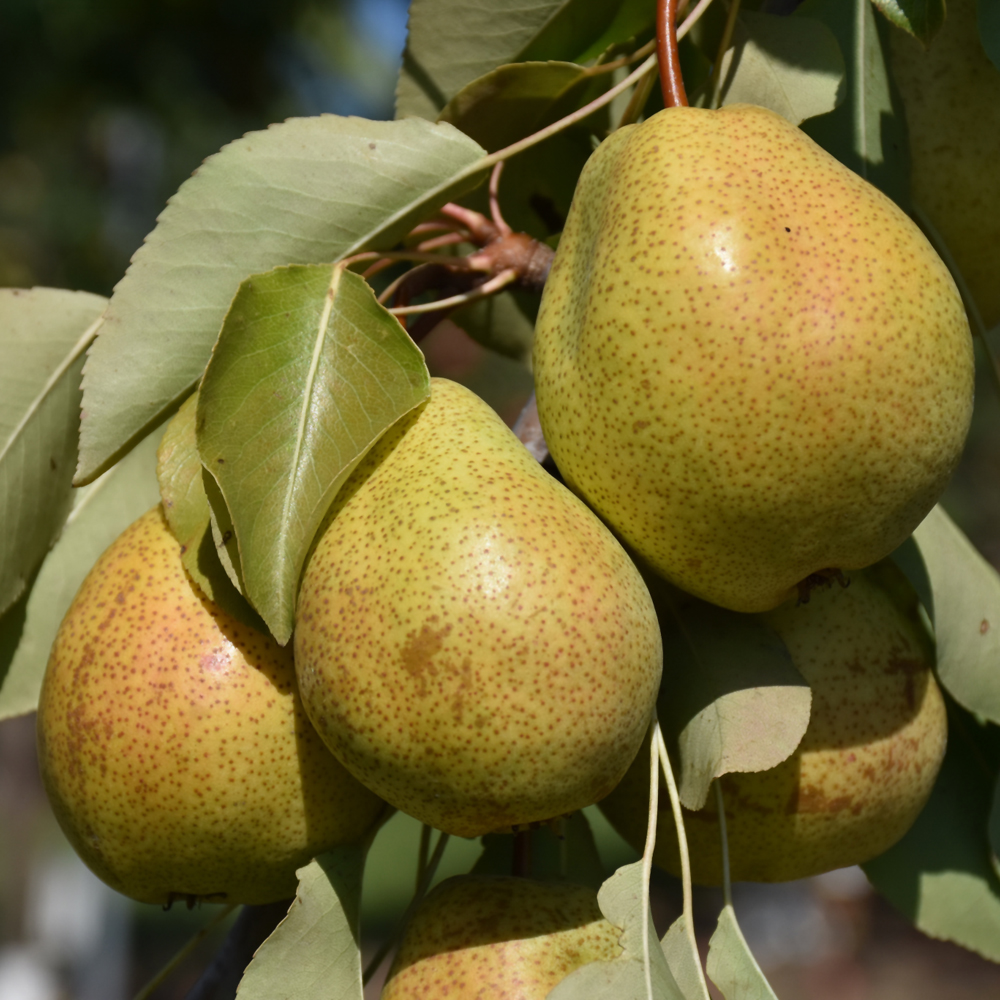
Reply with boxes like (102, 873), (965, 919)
(197, 264), (430, 644)
(797, 0), (911, 207)
(872, 0), (947, 44)
(717, 12), (846, 125)
(912, 504), (1000, 725)
(548, 861), (687, 1000)
(706, 904), (779, 1000)
(648, 580), (811, 811)
(0, 288), (106, 616)
(451, 291), (536, 364)
(0, 429), (161, 720)
(77, 116), (486, 485)
(981, 0), (1000, 73)
(864, 702), (1000, 962)
(236, 848), (365, 1000)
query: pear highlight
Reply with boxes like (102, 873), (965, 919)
(599, 561), (947, 883)
(533, 103), (974, 613)
(380, 875), (622, 1000)
(36, 507), (387, 906)
(294, 378), (663, 838)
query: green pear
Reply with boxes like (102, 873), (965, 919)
(380, 875), (621, 999)
(891, 0), (1000, 328)
(36, 506), (387, 906)
(533, 103), (973, 613)
(294, 378), (663, 838)
(598, 560), (947, 883)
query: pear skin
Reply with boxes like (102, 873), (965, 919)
(533, 103), (973, 613)
(381, 875), (621, 1000)
(36, 506), (387, 906)
(598, 560), (947, 883)
(294, 378), (663, 838)
(891, 0), (1000, 328)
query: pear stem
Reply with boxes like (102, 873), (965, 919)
(132, 902), (237, 1000)
(657, 0), (689, 108)
(362, 830), (451, 987)
(416, 822), (432, 892)
(513, 829), (532, 877)
(714, 780), (733, 908)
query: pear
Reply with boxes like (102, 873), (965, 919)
(36, 506), (387, 906)
(598, 560), (947, 883)
(380, 875), (621, 999)
(533, 103), (974, 613)
(891, 0), (1000, 328)
(294, 378), (663, 838)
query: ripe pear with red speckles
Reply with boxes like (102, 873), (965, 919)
(294, 378), (663, 838)
(36, 506), (387, 906)
(533, 103), (974, 613)
(598, 560), (947, 883)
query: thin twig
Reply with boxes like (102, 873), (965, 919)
(388, 268), (518, 315)
(709, 0), (742, 108)
(488, 162), (513, 237)
(714, 780), (733, 908)
(132, 903), (237, 1000)
(641, 718), (660, 1000)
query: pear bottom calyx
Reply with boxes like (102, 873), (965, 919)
(36, 506), (387, 906)
(381, 875), (621, 1000)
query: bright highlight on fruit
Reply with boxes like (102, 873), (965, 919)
(533, 103), (974, 614)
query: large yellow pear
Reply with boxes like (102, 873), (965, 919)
(294, 378), (662, 838)
(891, 0), (1000, 328)
(598, 560), (947, 883)
(533, 103), (974, 613)
(36, 507), (387, 906)
(381, 875), (621, 1000)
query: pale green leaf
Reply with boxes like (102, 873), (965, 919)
(911, 504), (1000, 725)
(473, 812), (607, 890)
(797, 0), (910, 206)
(717, 12), (846, 126)
(156, 394), (266, 631)
(706, 905), (779, 1000)
(662, 916), (711, 1000)
(236, 848), (365, 1000)
(0, 287), (106, 616)
(0, 429), (161, 720)
(648, 580), (811, 811)
(872, 0), (946, 44)
(197, 264), (430, 644)
(77, 116), (486, 485)
(982, 0), (1000, 73)
(548, 861), (686, 1000)
(398, 0), (627, 120)
(864, 703), (1000, 963)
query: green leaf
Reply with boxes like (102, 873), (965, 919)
(0, 428), (161, 720)
(990, 769), (1000, 860)
(438, 61), (595, 153)
(452, 291), (536, 364)
(548, 861), (687, 1000)
(197, 264), (430, 644)
(156, 394), (266, 631)
(0, 287), (106, 616)
(575, 0), (658, 64)
(236, 848), (365, 1000)
(981, 0), (1000, 73)
(706, 904), (779, 1000)
(911, 504), (1000, 726)
(397, 0), (630, 120)
(717, 12), (846, 126)
(872, 0), (946, 44)
(662, 916), (711, 1000)
(797, 0), (910, 207)
(472, 812), (607, 889)
(863, 702), (1000, 963)
(76, 116), (486, 485)
(648, 580), (811, 811)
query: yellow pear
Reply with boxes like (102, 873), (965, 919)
(381, 875), (621, 999)
(598, 560), (947, 883)
(891, 0), (1000, 328)
(294, 378), (663, 838)
(36, 506), (387, 906)
(533, 103), (973, 613)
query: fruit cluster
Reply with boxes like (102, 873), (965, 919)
(35, 90), (973, 1000)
